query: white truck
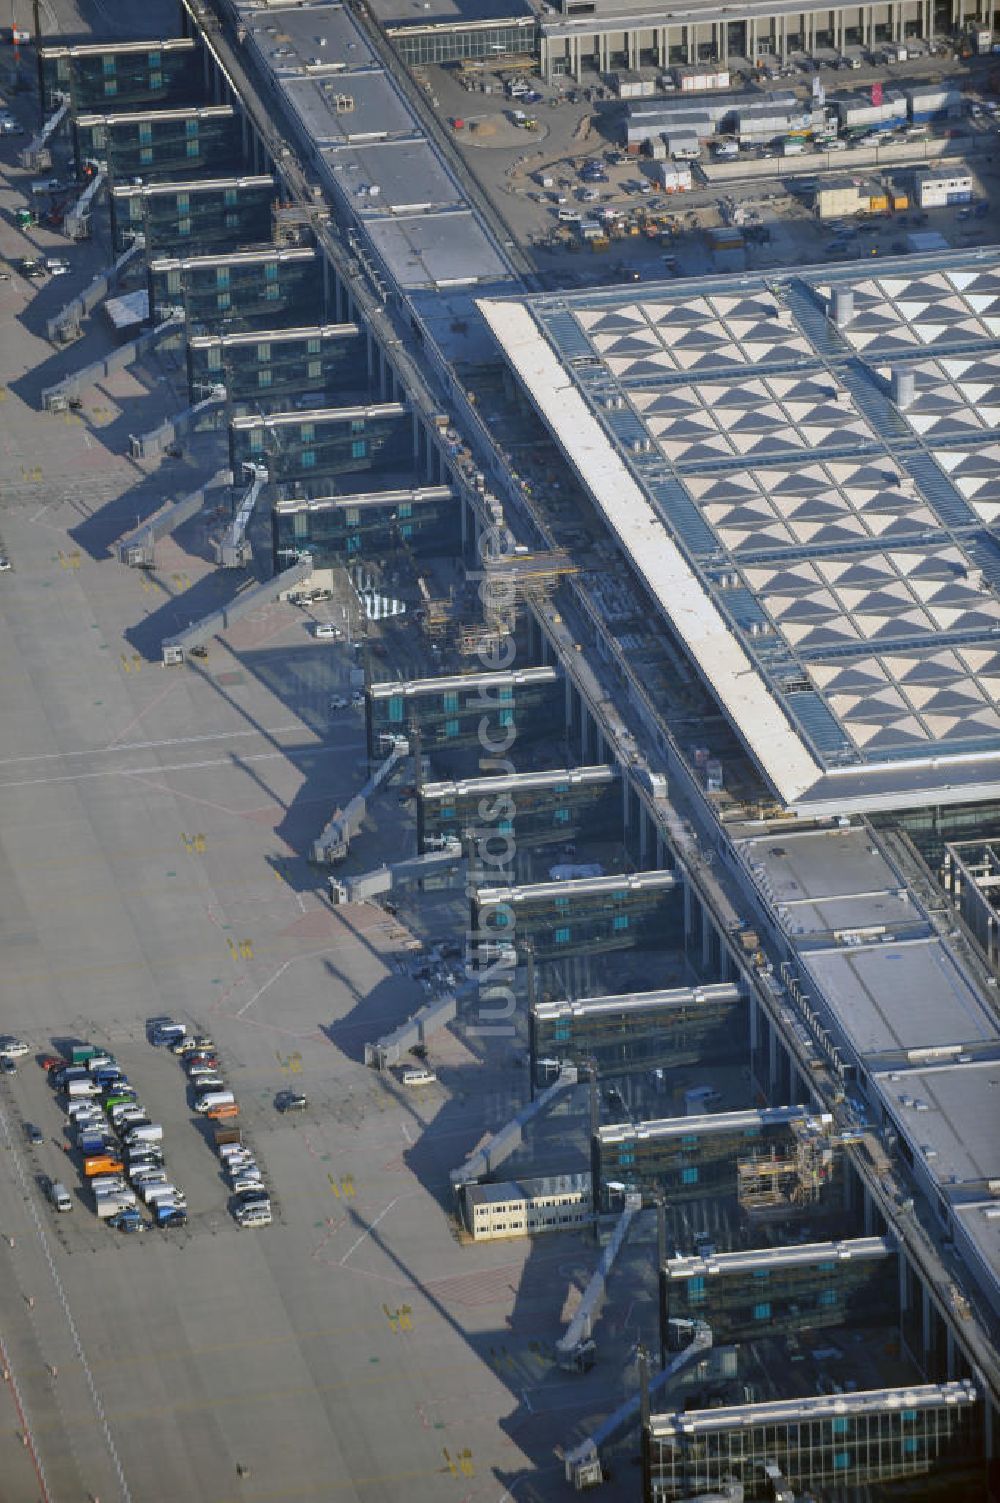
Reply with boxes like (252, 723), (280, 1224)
(139, 1180), (180, 1206)
(95, 1191), (138, 1218)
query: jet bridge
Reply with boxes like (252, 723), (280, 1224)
(312, 733), (411, 865)
(555, 1201), (639, 1373)
(328, 842), (463, 905)
(563, 1324), (713, 1490)
(115, 468), (231, 568)
(212, 462), (268, 569)
(46, 238), (146, 344)
(450, 1067), (580, 1189)
(161, 554), (312, 665)
(129, 385), (228, 461)
(19, 94), (70, 171)
(65, 163), (106, 240)
(41, 309), (182, 411)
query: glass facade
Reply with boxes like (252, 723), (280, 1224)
(74, 107), (243, 185)
(644, 1384), (982, 1502)
(149, 250), (325, 334)
(271, 490), (460, 571)
(367, 668), (563, 761)
(111, 178), (276, 257)
(474, 872), (682, 964)
(388, 17), (536, 65)
(188, 324), (366, 409)
(417, 767), (620, 853)
(592, 1109), (836, 1212)
(661, 1239), (897, 1346)
(231, 408), (413, 495)
(531, 983), (745, 1084)
(39, 39), (203, 114)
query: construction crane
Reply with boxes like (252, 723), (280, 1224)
(212, 462), (269, 569)
(18, 93), (70, 171)
(65, 161), (106, 241)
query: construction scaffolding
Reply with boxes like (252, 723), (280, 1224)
(737, 1117), (837, 1221)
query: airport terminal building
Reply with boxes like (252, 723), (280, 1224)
(367, 0), (998, 74)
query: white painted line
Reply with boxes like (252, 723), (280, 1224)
(0, 724), (302, 768)
(339, 1198), (400, 1266)
(0, 750), (291, 791)
(0, 1103), (131, 1501)
(235, 958), (294, 1017)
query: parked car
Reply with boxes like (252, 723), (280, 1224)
(275, 1089), (307, 1113)
(25, 1123), (44, 1145)
(109, 1208), (143, 1232)
(1, 1056), (16, 1076)
(0, 1037), (28, 1058)
(312, 621), (340, 640)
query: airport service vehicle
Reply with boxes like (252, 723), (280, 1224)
(124, 1123), (163, 1147)
(401, 1067), (436, 1086)
(207, 1102), (239, 1121)
(84, 1154), (124, 1177)
(275, 1090), (307, 1113)
(25, 1123), (44, 1145)
(154, 1204), (187, 1228)
(90, 1174), (128, 1195)
(96, 1192), (138, 1218)
(149, 1018), (185, 1046)
(138, 1179), (178, 1205)
(109, 1208), (143, 1232)
(66, 1078), (101, 1099)
(235, 1203), (272, 1227)
(188, 1072), (225, 1092)
(195, 1091), (235, 1114)
(0, 1037), (28, 1058)
(48, 1182), (73, 1212)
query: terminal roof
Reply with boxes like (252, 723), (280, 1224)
(236, 0), (511, 297)
(648, 1381), (978, 1437)
(481, 252), (1000, 815)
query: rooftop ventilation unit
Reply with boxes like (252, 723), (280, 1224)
(829, 287), (854, 327)
(891, 367), (916, 409)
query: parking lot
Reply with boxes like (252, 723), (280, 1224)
(414, 51), (1000, 286)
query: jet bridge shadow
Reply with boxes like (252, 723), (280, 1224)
(67, 455), (227, 560)
(332, 1185), (640, 1502)
(120, 566), (243, 660)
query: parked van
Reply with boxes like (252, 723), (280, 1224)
(140, 1181), (179, 1206)
(207, 1102), (240, 1121)
(195, 1090), (235, 1114)
(188, 1072), (225, 1091)
(236, 1203), (272, 1228)
(84, 1154), (124, 1177)
(67, 1102), (103, 1123)
(90, 1175), (128, 1195)
(48, 1181), (73, 1212)
(104, 1092), (138, 1111)
(66, 1078), (102, 1099)
(401, 1067), (436, 1087)
(124, 1124), (163, 1146)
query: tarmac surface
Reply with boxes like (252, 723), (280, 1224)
(0, 12), (655, 1501)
